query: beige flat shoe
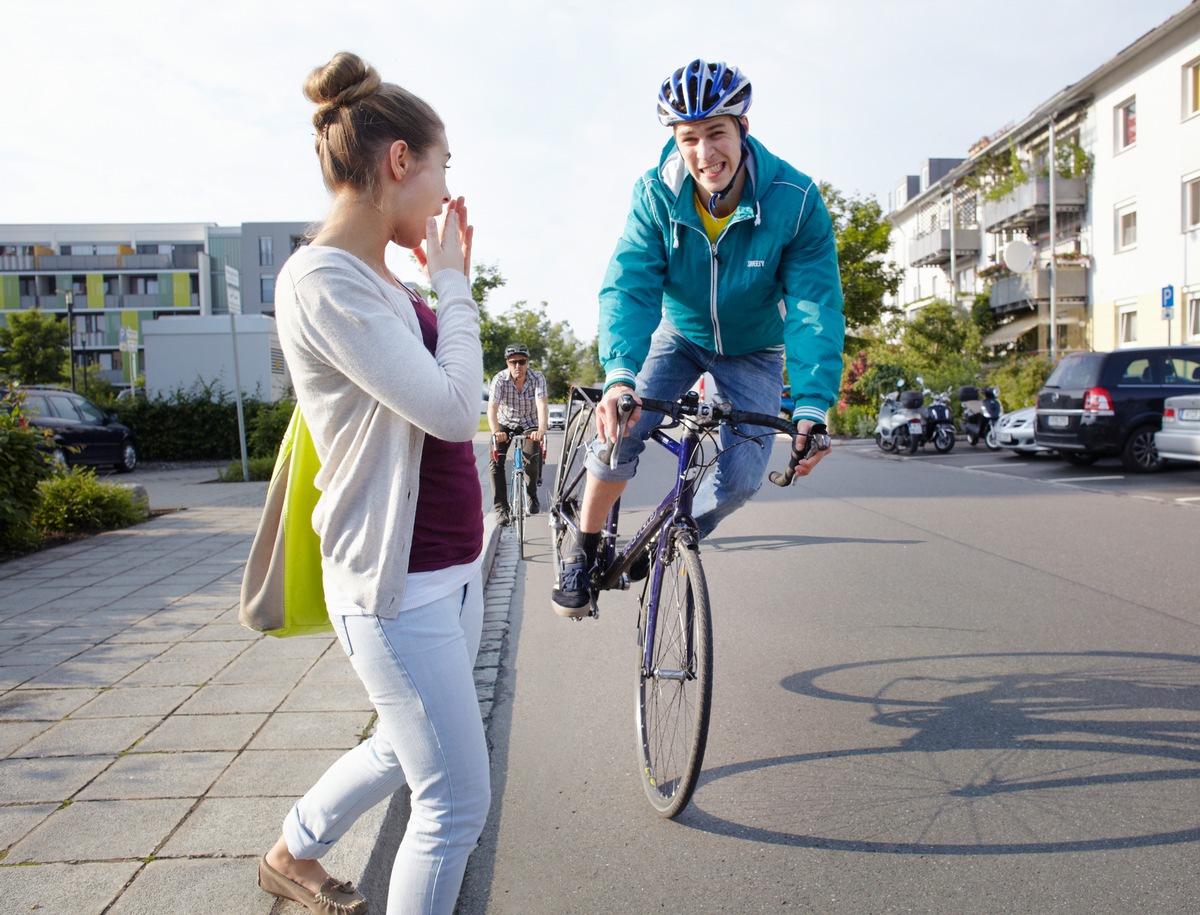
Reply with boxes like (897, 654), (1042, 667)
(258, 855), (368, 914)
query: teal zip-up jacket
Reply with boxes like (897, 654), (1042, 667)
(599, 134), (845, 423)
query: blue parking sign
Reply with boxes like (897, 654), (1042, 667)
(1163, 285), (1174, 320)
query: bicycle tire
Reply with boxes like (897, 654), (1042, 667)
(636, 529), (712, 818)
(551, 405), (597, 575)
(510, 466), (526, 560)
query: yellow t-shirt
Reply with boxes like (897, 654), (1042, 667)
(695, 195), (734, 243)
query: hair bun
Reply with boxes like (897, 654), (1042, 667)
(304, 51), (382, 130)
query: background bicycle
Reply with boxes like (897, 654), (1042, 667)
(493, 429), (545, 559)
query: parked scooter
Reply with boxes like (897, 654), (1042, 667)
(874, 380), (927, 454)
(922, 386), (957, 453)
(959, 383), (1002, 450)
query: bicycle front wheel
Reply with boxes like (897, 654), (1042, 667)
(510, 469), (526, 559)
(551, 404), (596, 574)
(636, 530), (712, 818)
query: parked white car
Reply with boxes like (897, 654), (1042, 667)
(547, 403), (567, 430)
(993, 406), (1049, 456)
(1154, 394), (1200, 465)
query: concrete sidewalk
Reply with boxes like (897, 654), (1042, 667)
(0, 456), (516, 914)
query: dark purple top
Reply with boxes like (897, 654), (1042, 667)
(402, 284), (484, 573)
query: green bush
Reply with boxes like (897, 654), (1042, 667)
(30, 467), (144, 534)
(0, 389), (58, 551)
(108, 381), (285, 462)
(827, 403), (874, 438)
(218, 457), (277, 482)
(986, 356), (1053, 411)
(247, 398), (295, 459)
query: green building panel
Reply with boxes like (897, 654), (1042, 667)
(173, 272), (190, 307)
(86, 274), (104, 307)
(0, 275), (17, 310)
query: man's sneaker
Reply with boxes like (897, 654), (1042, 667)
(529, 494), (540, 515)
(496, 507), (511, 527)
(551, 549), (591, 618)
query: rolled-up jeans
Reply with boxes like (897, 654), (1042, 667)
(283, 572), (489, 915)
(585, 321), (785, 538)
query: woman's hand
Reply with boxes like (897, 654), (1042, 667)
(414, 197), (473, 278)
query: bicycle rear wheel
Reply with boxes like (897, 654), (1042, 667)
(551, 404), (597, 577)
(636, 529), (712, 818)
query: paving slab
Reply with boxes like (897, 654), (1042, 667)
(0, 449), (519, 913)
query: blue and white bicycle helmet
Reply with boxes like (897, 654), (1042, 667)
(657, 59), (752, 126)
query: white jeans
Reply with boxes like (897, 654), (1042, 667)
(283, 573), (490, 915)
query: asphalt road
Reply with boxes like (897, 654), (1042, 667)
(458, 432), (1200, 914)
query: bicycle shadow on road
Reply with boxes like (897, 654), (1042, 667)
(680, 650), (1200, 854)
(705, 534), (923, 553)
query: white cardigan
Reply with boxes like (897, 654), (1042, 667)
(274, 245), (482, 617)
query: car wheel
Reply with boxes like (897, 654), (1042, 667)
(1120, 425), (1165, 473)
(115, 440), (138, 473)
(1060, 451), (1099, 467)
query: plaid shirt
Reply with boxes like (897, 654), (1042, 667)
(489, 367), (547, 429)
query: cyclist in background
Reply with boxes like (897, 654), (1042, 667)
(489, 343), (548, 525)
(552, 58), (846, 617)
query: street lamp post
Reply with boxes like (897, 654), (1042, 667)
(64, 289), (76, 393)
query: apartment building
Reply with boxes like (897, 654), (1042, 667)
(886, 1), (1200, 357)
(0, 221), (306, 384)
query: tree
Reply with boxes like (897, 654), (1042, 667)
(484, 300), (597, 401)
(819, 184), (904, 347)
(0, 309), (69, 385)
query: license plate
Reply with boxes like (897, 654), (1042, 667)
(908, 420), (923, 433)
(1047, 415), (1069, 427)
(1182, 408), (1200, 421)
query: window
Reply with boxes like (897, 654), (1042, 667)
(1186, 175), (1200, 231)
(259, 236), (274, 267)
(1118, 306), (1138, 345)
(1115, 202), (1137, 251)
(1188, 291), (1200, 342)
(261, 275), (276, 304)
(1186, 58), (1200, 119)
(1116, 97), (1137, 150)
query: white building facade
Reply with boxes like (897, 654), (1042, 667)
(886, 1), (1200, 357)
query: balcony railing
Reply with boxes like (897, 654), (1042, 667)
(981, 177), (1087, 232)
(989, 266), (1088, 312)
(908, 227), (981, 267)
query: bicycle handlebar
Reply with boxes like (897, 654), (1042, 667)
(601, 393), (829, 483)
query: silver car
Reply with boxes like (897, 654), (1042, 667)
(1155, 394), (1200, 465)
(994, 405), (1050, 456)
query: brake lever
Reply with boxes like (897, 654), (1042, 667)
(601, 393), (637, 470)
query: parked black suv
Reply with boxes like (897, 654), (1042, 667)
(6, 387), (139, 473)
(1035, 346), (1200, 472)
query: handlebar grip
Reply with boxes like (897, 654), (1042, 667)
(769, 423), (830, 487)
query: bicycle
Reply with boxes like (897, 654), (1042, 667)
(492, 428), (546, 560)
(549, 385), (829, 817)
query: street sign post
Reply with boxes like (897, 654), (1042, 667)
(224, 265), (249, 481)
(1163, 285), (1175, 345)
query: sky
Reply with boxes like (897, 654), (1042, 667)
(2, 0), (1192, 340)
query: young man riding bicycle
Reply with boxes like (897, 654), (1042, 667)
(489, 342), (548, 525)
(551, 59), (846, 617)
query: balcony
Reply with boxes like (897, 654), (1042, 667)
(989, 266), (1088, 313)
(908, 227), (980, 267)
(981, 177), (1087, 232)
